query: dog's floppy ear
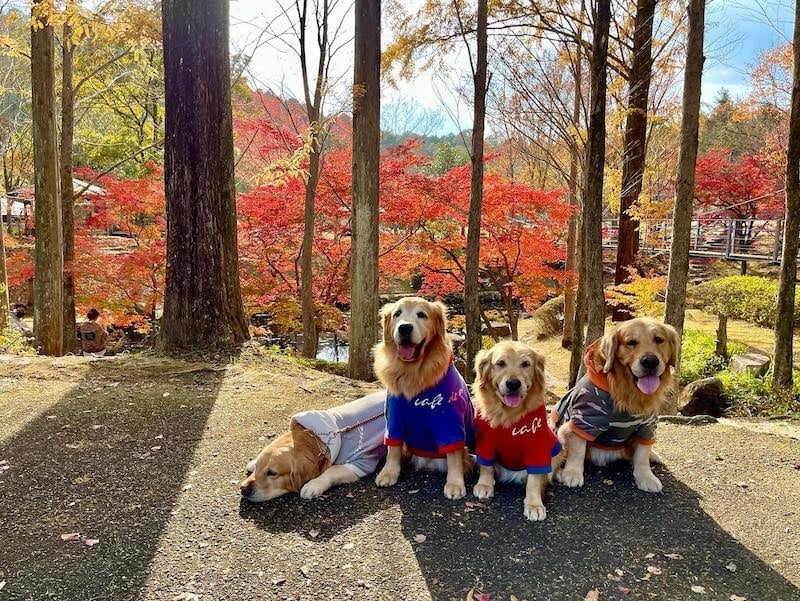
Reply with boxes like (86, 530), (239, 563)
(474, 347), (493, 387)
(599, 328), (619, 373)
(530, 350), (546, 396)
(662, 323), (680, 368)
(380, 302), (395, 344)
(430, 301), (448, 344)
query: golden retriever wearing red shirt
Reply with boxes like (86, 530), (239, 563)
(472, 341), (563, 521)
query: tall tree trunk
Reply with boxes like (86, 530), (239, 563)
(464, 0), (488, 383)
(612, 0), (656, 321)
(31, 1), (63, 356)
(582, 0), (611, 347)
(0, 222), (8, 330)
(61, 20), (77, 353)
(562, 34), (583, 350)
(773, 0), (800, 390)
(300, 149), (320, 358)
(348, 0), (381, 380)
(160, 0), (249, 351)
(664, 0), (705, 366)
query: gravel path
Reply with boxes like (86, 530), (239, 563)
(0, 355), (798, 601)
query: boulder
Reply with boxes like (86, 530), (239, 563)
(729, 352), (770, 377)
(482, 321), (512, 338)
(677, 377), (726, 417)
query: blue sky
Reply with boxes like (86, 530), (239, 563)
(230, 0), (796, 134)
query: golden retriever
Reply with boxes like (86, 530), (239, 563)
(472, 341), (563, 521)
(373, 297), (475, 499)
(240, 392), (387, 502)
(554, 317), (678, 493)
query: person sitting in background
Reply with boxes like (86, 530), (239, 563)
(77, 308), (108, 356)
(9, 305), (33, 338)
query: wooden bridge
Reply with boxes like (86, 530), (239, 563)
(602, 218), (787, 263)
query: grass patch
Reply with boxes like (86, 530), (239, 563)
(0, 329), (35, 355)
(259, 343), (350, 378)
(679, 329), (747, 384)
(717, 368), (800, 417)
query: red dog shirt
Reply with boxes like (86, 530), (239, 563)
(475, 404), (561, 474)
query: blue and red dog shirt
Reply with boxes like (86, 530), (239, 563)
(384, 362), (475, 457)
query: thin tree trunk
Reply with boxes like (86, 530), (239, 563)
(160, 0), (249, 351)
(613, 0), (656, 321)
(664, 0), (705, 367)
(568, 265), (586, 387)
(348, 0), (381, 380)
(562, 34), (583, 349)
(61, 20), (77, 353)
(300, 149), (320, 358)
(31, 1), (63, 356)
(0, 222), (8, 330)
(715, 314), (727, 358)
(773, 0), (800, 390)
(582, 0), (611, 347)
(464, 0), (488, 383)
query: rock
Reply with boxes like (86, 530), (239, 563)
(482, 321), (511, 338)
(729, 352), (770, 377)
(678, 377), (726, 417)
(447, 333), (465, 350)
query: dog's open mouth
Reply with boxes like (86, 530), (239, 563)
(501, 393), (522, 407)
(397, 339), (425, 362)
(633, 374), (661, 395)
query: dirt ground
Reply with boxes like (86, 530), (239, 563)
(1, 352), (799, 601)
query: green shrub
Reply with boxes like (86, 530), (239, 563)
(688, 275), (798, 328)
(679, 329), (746, 384)
(717, 368), (800, 417)
(0, 328), (34, 355)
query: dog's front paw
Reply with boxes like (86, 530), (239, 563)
(473, 482), (494, 499)
(556, 467), (584, 488)
(444, 480), (466, 499)
(523, 501), (547, 521)
(635, 470), (663, 493)
(375, 466), (400, 488)
(300, 478), (329, 499)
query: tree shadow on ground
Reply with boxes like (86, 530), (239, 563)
(242, 460), (800, 600)
(0, 363), (227, 601)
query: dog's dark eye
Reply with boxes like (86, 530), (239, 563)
(626, 339), (639, 347)
(393, 310), (401, 318)
(521, 360), (531, 368)
(417, 311), (427, 319)
(654, 336), (664, 344)
(496, 360), (506, 368)
(266, 468), (277, 478)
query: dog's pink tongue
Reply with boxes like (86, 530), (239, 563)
(503, 394), (522, 407)
(637, 375), (661, 395)
(397, 344), (416, 361)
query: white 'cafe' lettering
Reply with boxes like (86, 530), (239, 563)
(414, 393), (444, 409)
(512, 416), (543, 437)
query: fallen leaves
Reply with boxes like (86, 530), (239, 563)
(60, 533), (81, 542)
(690, 585), (706, 594)
(0, 580), (6, 591)
(182, 484), (193, 492)
(413, 534), (427, 543)
(646, 566), (662, 575)
(299, 565), (311, 578)
(355, 579), (372, 589)
(84, 539), (100, 547)
(584, 590), (599, 601)
(466, 590), (490, 601)
(342, 542), (354, 550)
(664, 553), (683, 560)
(0, 459), (9, 474)
(172, 593), (200, 601)
(726, 562), (737, 572)
(308, 528), (320, 538)
(730, 595), (746, 601)
(271, 578), (286, 586)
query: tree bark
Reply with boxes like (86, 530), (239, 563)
(715, 314), (727, 359)
(664, 0), (705, 367)
(562, 34), (583, 350)
(582, 0), (611, 347)
(0, 222), (8, 330)
(773, 0), (800, 390)
(464, 0), (488, 383)
(61, 20), (77, 353)
(300, 149), (320, 358)
(613, 0), (656, 322)
(348, 0), (381, 380)
(31, 1), (63, 356)
(160, 0), (249, 351)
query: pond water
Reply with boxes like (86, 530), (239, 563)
(316, 332), (349, 362)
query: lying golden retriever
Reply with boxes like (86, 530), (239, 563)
(373, 297), (475, 499)
(473, 341), (563, 521)
(240, 392), (386, 502)
(553, 317), (678, 493)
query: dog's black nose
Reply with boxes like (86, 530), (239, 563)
(398, 323), (413, 338)
(240, 483), (253, 497)
(506, 378), (521, 392)
(640, 354), (660, 370)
